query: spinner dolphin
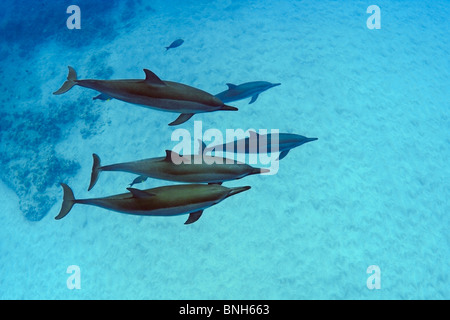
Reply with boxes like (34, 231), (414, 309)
(54, 66), (237, 126)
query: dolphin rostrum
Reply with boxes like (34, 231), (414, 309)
(214, 81), (281, 104)
(88, 148), (269, 191)
(55, 183), (250, 224)
(53, 66), (237, 126)
(206, 131), (318, 160)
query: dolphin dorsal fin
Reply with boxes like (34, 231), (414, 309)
(165, 149), (190, 164)
(226, 83), (237, 89)
(249, 130), (259, 140)
(127, 188), (156, 198)
(143, 69), (166, 86)
(197, 139), (207, 155)
(164, 150), (179, 161)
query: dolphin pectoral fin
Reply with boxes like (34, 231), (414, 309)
(169, 113), (194, 126)
(93, 93), (113, 101)
(277, 150), (290, 160)
(143, 69), (166, 86)
(126, 188), (156, 198)
(249, 94), (259, 104)
(184, 210), (204, 225)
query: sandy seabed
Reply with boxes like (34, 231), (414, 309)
(0, 0), (448, 299)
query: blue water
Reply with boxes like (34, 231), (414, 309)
(0, 0), (448, 299)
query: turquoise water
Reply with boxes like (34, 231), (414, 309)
(0, 0), (448, 299)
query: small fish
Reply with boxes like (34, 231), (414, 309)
(165, 39), (184, 51)
(129, 175), (148, 187)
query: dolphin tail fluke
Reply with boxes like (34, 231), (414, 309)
(55, 183), (76, 220)
(88, 153), (102, 191)
(53, 66), (77, 95)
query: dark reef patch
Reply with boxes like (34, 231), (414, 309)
(0, 96), (104, 220)
(1, 0), (144, 58)
(0, 0), (150, 221)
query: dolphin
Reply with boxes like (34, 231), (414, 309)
(53, 66), (237, 126)
(214, 81), (281, 104)
(165, 39), (184, 51)
(55, 183), (250, 224)
(206, 131), (318, 160)
(88, 147), (269, 191)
